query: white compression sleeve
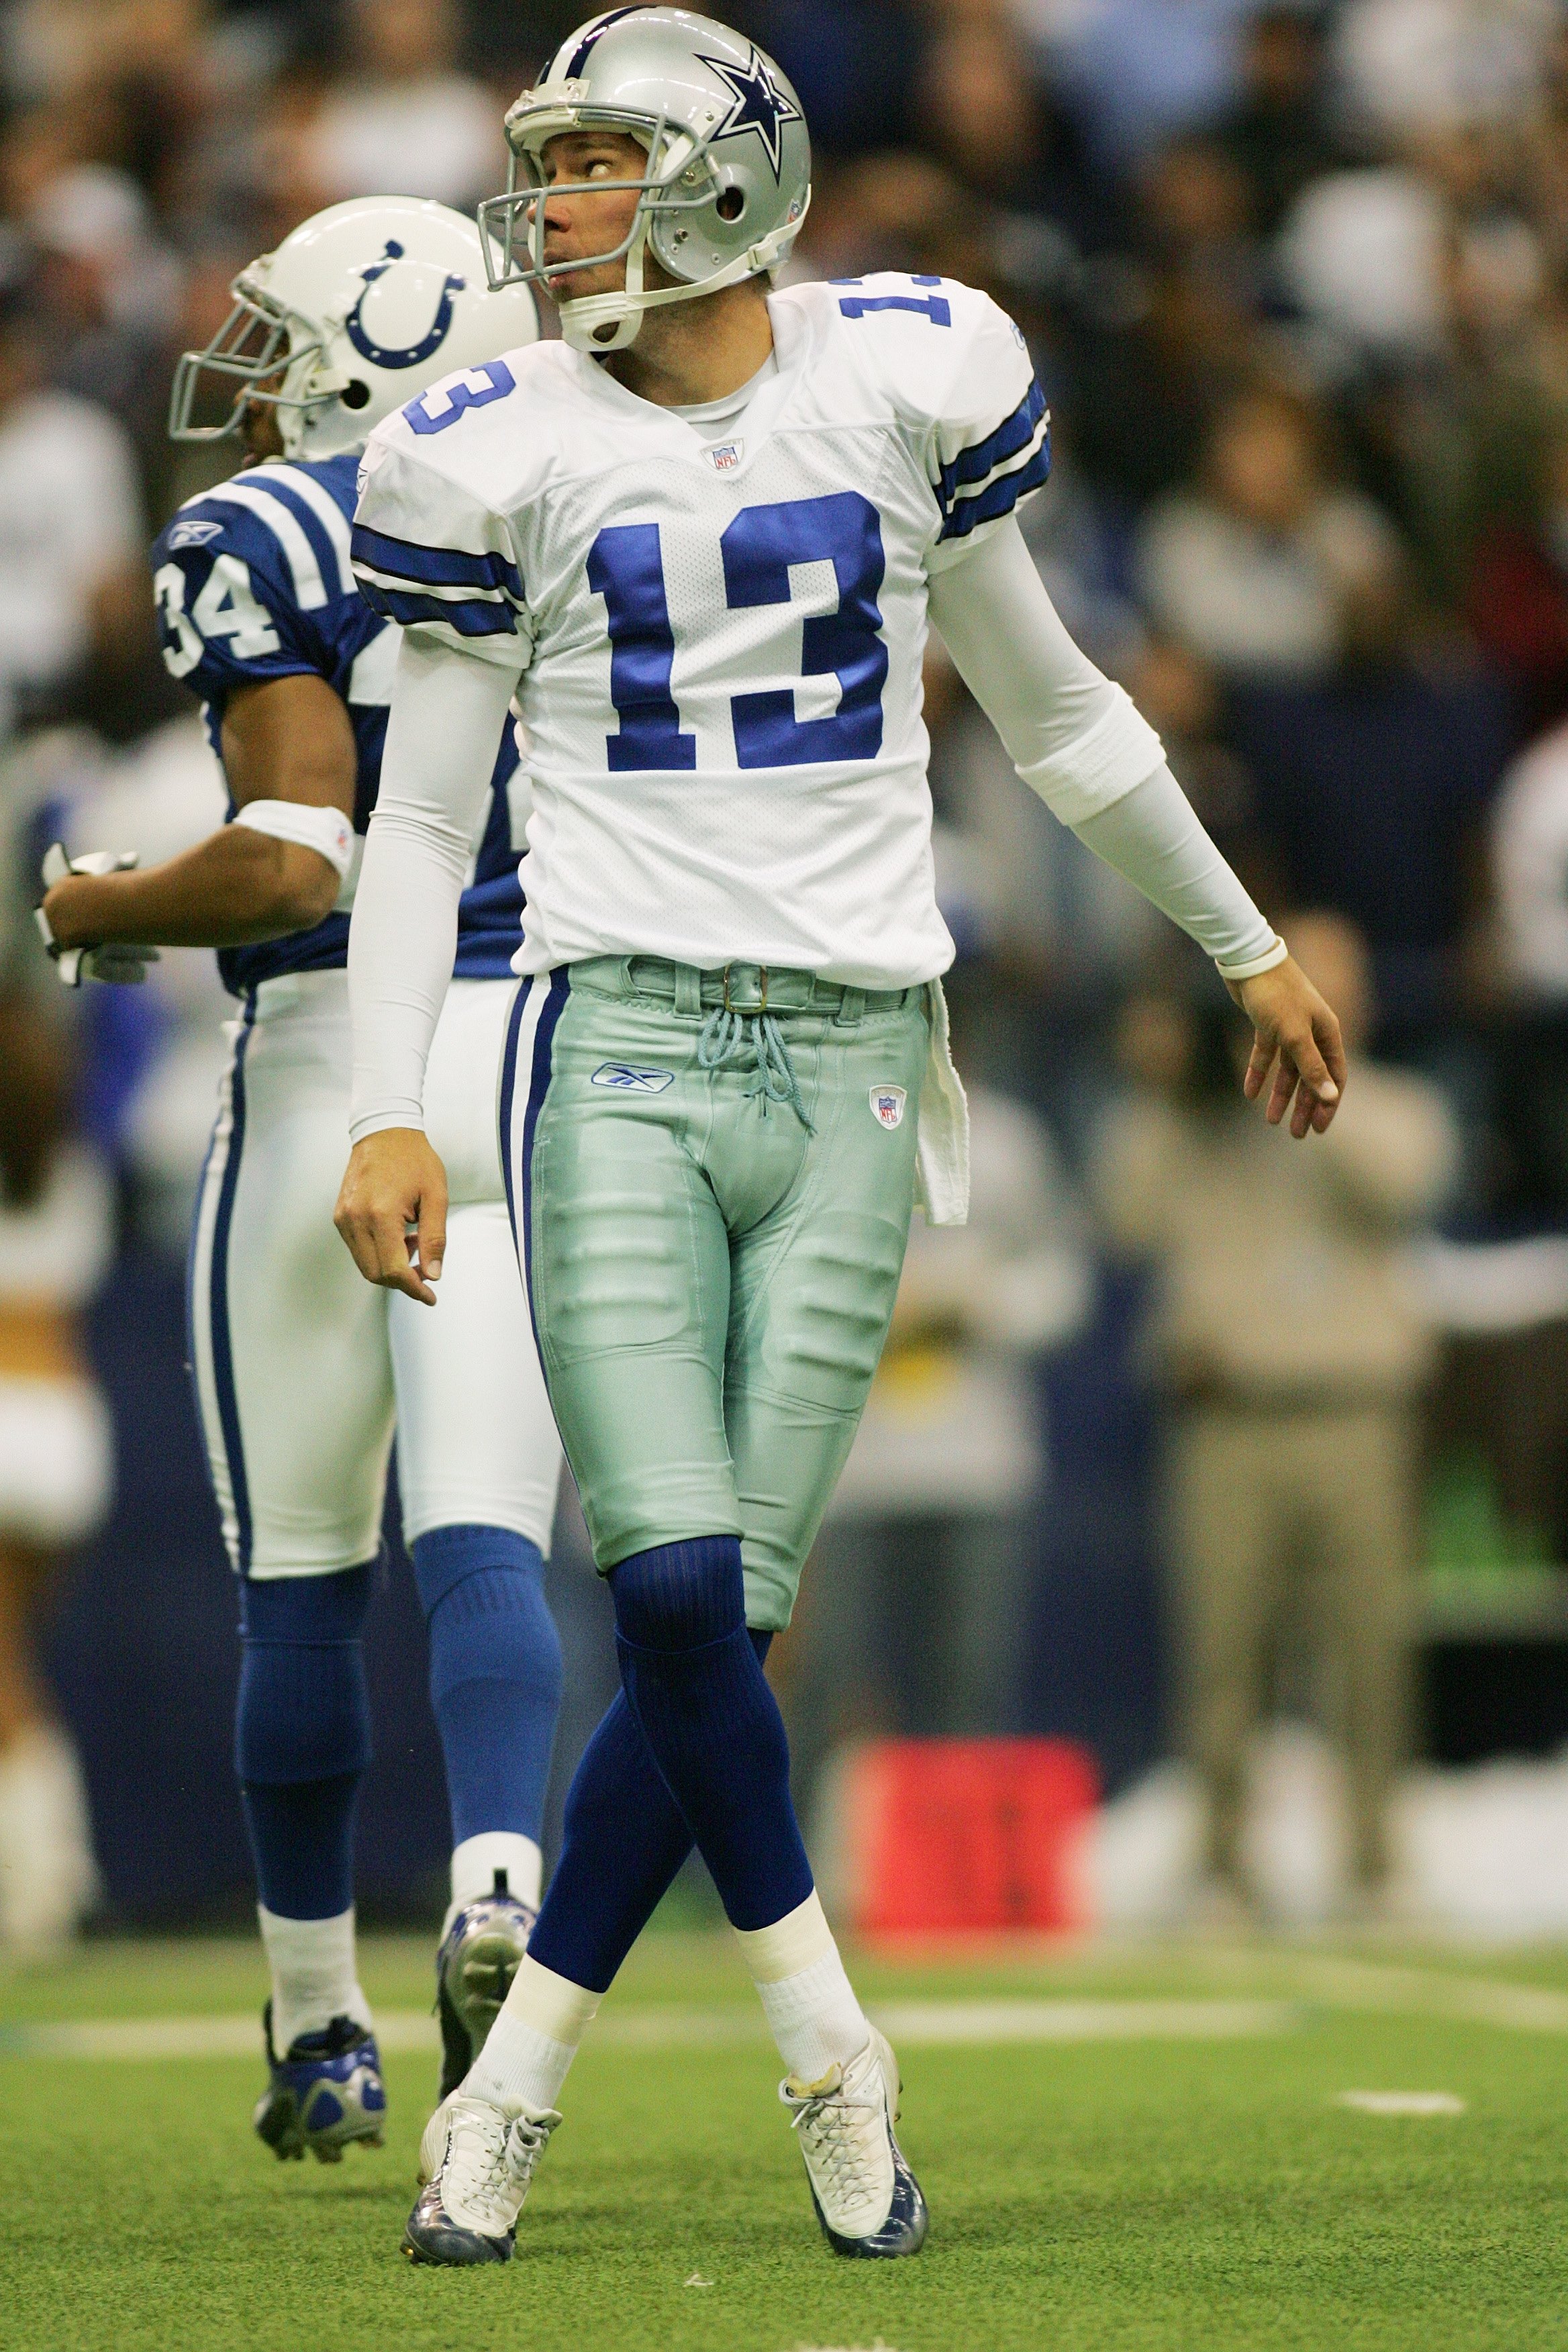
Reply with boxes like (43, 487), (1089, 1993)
(348, 632), (522, 1142)
(1073, 766), (1278, 970)
(926, 521), (1278, 969)
(927, 518), (1164, 824)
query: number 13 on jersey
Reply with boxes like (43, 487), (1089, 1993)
(588, 491), (888, 774)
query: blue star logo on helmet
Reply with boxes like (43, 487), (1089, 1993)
(345, 242), (467, 371)
(698, 44), (801, 183)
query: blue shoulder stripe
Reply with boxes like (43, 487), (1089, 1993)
(937, 440), (1051, 542)
(355, 577), (518, 637)
(187, 476), (334, 610)
(262, 462), (358, 599)
(351, 521), (522, 600)
(250, 473), (352, 607)
(934, 379), (1048, 518)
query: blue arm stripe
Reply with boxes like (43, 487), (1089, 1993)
(350, 521), (522, 599)
(933, 380), (1048, 516)
(936, 440), (1052, 542)
(354, 577), (518, 637)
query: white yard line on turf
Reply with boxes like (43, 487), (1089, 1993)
(1336, 2090), (1467, 2115)
(870, 1999), (1296, 2043)
(0, 2011), (440, 2060)
(7, 1954), (1568, 2060)
(1274, 1956), (1568, 2034)
(0, 1998), (1297, 2061)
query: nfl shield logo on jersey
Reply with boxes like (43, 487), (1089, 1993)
(705, 440), (743, 473)
(870, 1085), (906, 1130)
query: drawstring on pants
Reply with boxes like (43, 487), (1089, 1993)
(695, 968), (815, 1131)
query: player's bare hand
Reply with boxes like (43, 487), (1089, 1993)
(334, 1128), (448, 1304)
(1228, 955), (1346, 1140)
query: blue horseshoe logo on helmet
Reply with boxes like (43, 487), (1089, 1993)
(345, 242), (465, 370)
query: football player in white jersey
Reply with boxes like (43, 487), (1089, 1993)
(334, 7), (1346, 2265)
(36, 199), (567, 2163)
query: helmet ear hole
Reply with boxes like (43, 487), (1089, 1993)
(716, 187), (745, 222)
(341, 379), (372, 409)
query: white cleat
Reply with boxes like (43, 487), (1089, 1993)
(402, 2091), (558, 2266)
(781, 2025), (929, 2259)
(418, 2091), (456, 2186)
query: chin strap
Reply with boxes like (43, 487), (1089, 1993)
(556, 195), (810, 354)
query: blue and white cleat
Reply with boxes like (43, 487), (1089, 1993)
(403, 2092), (558, 2265)
(782, 2026), (929, 2258)
(253, 2004), (387, 2163)
(435, 1873), (536, 2103)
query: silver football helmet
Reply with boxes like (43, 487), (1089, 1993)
(169, 197), (540, 458)
(477, 7), (811, 353)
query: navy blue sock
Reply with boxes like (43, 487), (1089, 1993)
(529, 1630), (771, 1994)
(610, 1536), (812, 1933)
(411, 1524), (563, 1849)
(236, 1566), (373, 1920)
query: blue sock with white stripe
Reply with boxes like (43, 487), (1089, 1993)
(235, 1566), (374, 1921)
(412, 1524), (562, 1909)
(609, 1538), (812, 1928)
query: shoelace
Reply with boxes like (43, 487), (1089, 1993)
(785, 2077), (885, 2210)
(697, 1003), (815, 1130)
(444, 2105), (550, 2231)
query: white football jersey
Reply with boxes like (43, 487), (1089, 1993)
(350, 273), (1050, 989)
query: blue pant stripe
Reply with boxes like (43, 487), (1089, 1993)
(497, 975), (533, 1262)
(519, 971), (570, 1332)
(209, 999), (256, 1573)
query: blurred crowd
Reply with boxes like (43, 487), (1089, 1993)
(5, 0), (1568, 1941)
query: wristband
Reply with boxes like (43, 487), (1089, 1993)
(233, 799), (356, 877)
(1216, 935), (1288, 982)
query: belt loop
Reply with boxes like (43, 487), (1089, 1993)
(674, 964), (702, 1016)
(834, 985), (866, 1028)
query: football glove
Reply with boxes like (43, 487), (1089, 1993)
(35, 844), (160, 985)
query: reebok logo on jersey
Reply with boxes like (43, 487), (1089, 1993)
(870, 1086), (906, 1129)
(168, 517), (223, 550)
(592, 1062), (675, 1093)
(704, 441), (743, 472)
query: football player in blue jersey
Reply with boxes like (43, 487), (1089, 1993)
(336, 5), (1346, 2270)
(36, 198), (567, 2164)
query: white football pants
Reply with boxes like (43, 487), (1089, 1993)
(188, 971), (562, 1579)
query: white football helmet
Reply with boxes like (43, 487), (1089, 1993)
(170, 196), (540, 458)
(478, 7), (812, 353)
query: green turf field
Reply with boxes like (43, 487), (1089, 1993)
(3, 1930), (1567, 2352)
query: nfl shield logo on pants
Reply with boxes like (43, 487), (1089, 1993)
(870, 1085), (906, 1130)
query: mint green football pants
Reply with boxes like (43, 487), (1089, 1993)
(499, 957), (930, 1631)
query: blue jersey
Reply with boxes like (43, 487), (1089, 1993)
(151, 451), (524, 997)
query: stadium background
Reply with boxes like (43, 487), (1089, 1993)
(4, 0), (1568, 1941)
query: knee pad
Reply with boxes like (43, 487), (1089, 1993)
(609, 1536), (745, 1653)
(235, 1565), (374, 1787)
(412, 1526), (563, 1714)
